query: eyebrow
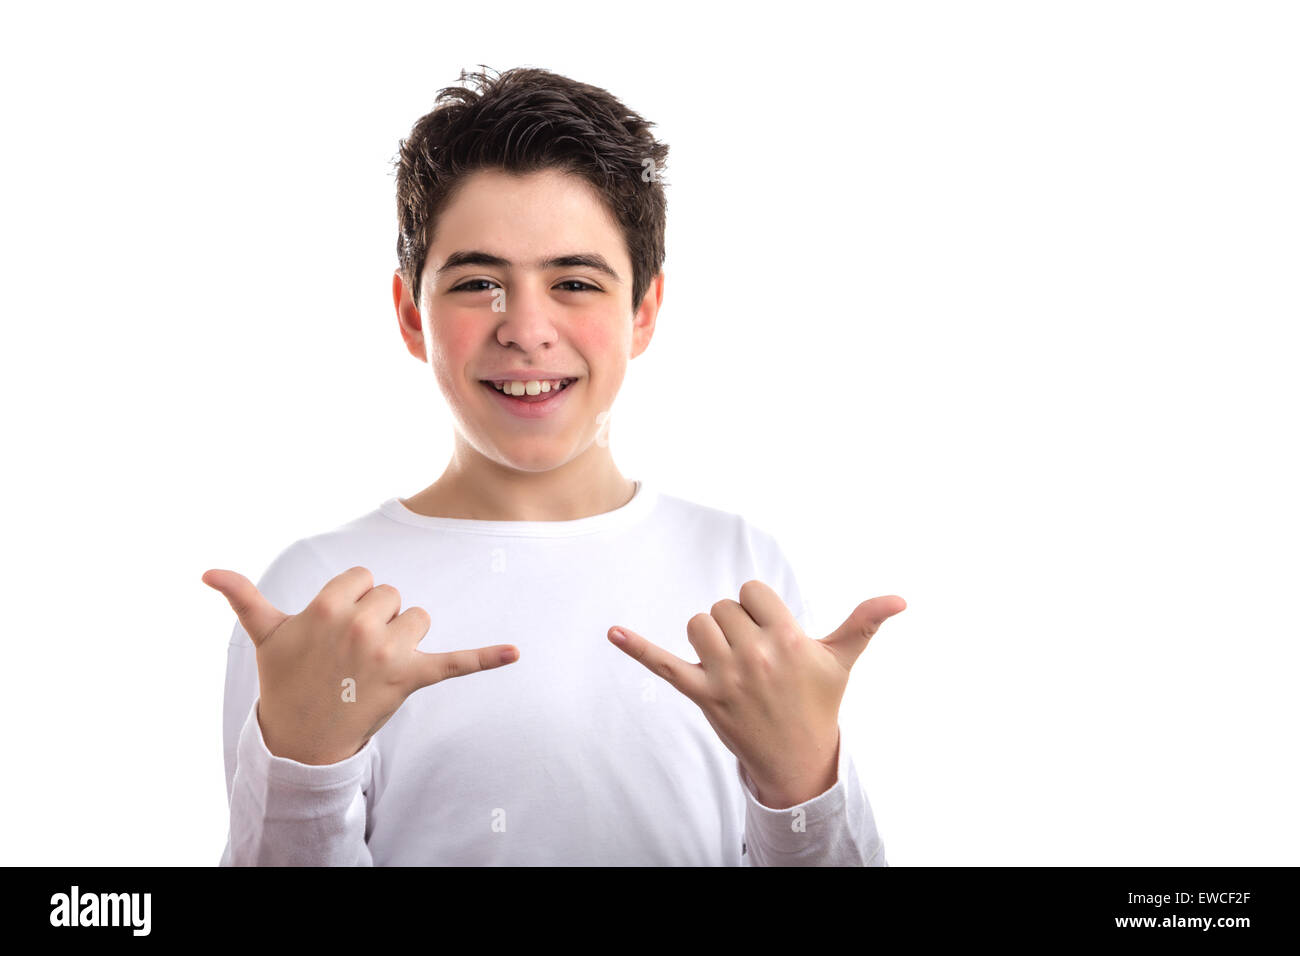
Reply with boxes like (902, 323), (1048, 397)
(433, 250), (622, 283)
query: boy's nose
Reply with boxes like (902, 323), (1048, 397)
(493, 308), (561, 353)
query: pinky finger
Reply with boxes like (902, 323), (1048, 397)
(412, 644), (519, 689)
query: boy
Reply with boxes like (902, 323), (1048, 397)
(203, 65), (905, 866)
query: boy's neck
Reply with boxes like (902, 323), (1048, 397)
(401, 455), (637, 522)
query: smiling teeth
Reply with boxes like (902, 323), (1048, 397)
(492, 379), (572, 395)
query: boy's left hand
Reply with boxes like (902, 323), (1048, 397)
(608, 581), (906, 809)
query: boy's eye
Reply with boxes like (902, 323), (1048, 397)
(451, 278), (499, 293)
(450, 279), (598, 293)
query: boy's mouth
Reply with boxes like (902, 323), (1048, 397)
(481, 377), (576, 399)
(479, 377), (579, 414)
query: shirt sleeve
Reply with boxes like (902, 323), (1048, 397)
(737, 722), (888, 867)
(738, 521), (889, 867)
(221, 693), (376, 866)
(219, 539), (377, 866)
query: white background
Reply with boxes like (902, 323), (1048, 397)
(1, 0), (1295, 865)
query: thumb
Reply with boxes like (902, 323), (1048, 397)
(201, 569), (287, 648)
(818, 595), (907, 671)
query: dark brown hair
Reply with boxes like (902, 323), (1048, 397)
(394, 65), (669, 315)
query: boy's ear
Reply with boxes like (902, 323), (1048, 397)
(630, 270), (665, 361)
(393, 271), (427, 363)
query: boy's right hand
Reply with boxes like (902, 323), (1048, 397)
(202, 565), (519, 765)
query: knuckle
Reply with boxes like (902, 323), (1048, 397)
(712, 671), (743, 706)
(776, 622), (803, 645)
(345, 614), (375, 643)
(740, 645), (775, 675)
(315, 597), (345, 622)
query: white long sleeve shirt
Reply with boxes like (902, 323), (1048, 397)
(220, 479), (887, 865)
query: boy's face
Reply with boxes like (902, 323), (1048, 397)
(394, 167), (662, 475)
